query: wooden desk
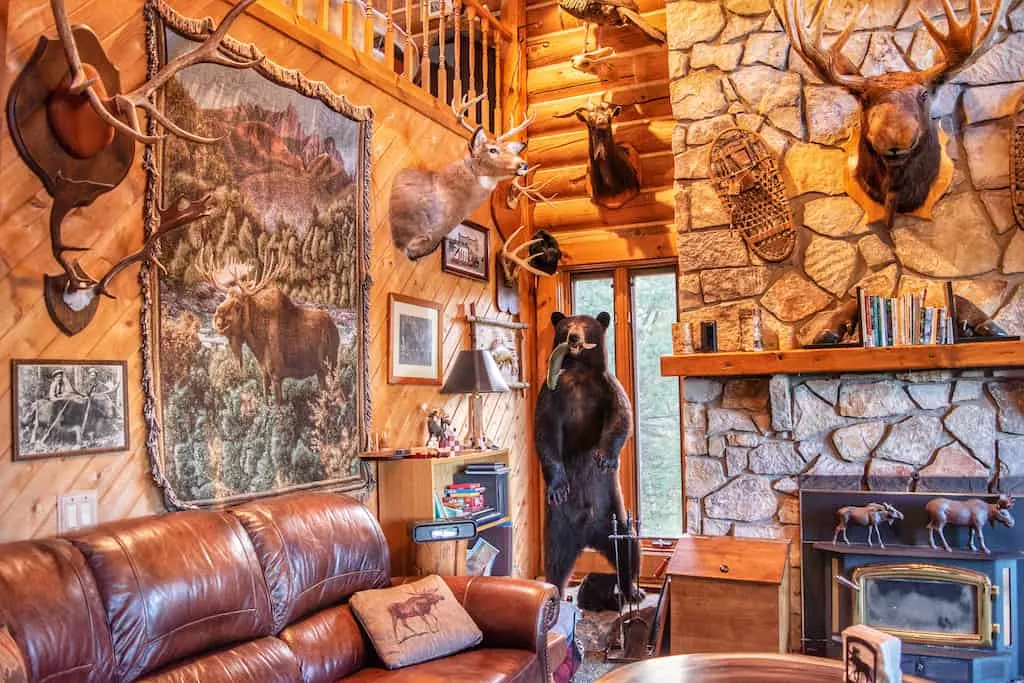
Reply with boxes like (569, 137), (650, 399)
(667, 536), (791, 655)
(596, 653), (930, 683)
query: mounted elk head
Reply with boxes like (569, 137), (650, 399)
(389, 94), (535, 260)
(7, 0), (260, 334)
(555, 94), (640, 209)
(781, 0), (1008, 228)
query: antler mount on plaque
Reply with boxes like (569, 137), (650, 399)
(782, 0), (1009, 229)
(7, 0), (259, 334)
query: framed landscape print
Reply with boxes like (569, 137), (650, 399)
(11, 360), (128, 461)
(388, 294), (443, 385)
(442, 221), (490, 281)
(140, 1), (373, 508)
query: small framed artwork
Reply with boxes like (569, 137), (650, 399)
(442, 221), (490, 281)
(467, 304), (528, 389)
(11, 359), (129, 461)
(388, 294), (443, 385)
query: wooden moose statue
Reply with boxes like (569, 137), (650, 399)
(555, 95), (640, 209)
(926, 496), (1015, 554)
(832, 502), (904, 548)
(781, 0), (1009, 228)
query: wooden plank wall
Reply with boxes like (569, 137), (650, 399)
(0, 0), (539, 579)
(524, 0), (674, 250)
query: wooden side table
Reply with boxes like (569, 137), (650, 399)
(666, 536), (791, 655)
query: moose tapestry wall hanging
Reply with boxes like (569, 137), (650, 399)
(141, 1), (373, 508)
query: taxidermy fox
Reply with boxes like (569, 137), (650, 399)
(389, 94), (533, 260)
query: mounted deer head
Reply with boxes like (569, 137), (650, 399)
(389, 94), (535, 260)
(8, 0), (260, 335)
(499, 226), (559, 280)
(555, 94), (640, 209)
(782, 0), (1008, 228)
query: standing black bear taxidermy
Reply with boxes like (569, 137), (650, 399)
(535, 311), (641, 601)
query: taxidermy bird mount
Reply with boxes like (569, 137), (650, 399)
(389, 94), (536, 260)
(555, 95), (640, 209)
(560, 0), (665, 57)
(781, 0), (1008, 230)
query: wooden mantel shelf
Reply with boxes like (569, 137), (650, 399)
(660, 341), (1024, 378)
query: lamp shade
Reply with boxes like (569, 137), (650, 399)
(440, 349), (510, 394)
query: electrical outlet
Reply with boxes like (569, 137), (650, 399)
(57, 490), (98, 535)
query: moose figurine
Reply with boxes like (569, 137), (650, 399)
(781, 0), (1009, 228)
(555, 95), (640, 209)
(926, 496), (1015, 554)
(832, 502), (905, 548)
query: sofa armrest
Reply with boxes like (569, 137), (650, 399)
(392, 575), (559, 654)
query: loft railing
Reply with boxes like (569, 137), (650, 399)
(259, 0), (512, 133)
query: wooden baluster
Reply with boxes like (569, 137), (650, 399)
(438, 0), (448, 104)
(494, 34), (503, 135)
(404, 0), (414, 79)
(342, 0), (353, 46)
(364, 0), (375, 54)
(452, 0), (462, 103)
(481, 24), (490, 131)
(318, 0), (330, 29)
(467, 7), (476, 125)
(421, 0), (431, 93)
(385, 0), (396, 72)
(296, 0), (306, 19)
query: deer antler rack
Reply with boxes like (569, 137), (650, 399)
(44, 193), (215, 335)
(50, 0), (261, 145)
(509, 167), (558, 206)
(499, 226), (551, 278)
(452, 92), (489, 133)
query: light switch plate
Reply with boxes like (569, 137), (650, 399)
(57, 490), (98, 535)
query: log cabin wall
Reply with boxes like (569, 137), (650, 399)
(0, 0), (539, 578)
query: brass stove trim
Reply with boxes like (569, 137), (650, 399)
(851, 563), (994, 648)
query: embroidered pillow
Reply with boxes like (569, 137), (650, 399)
(349, 575), (483, 669)
(0, 627), (27, 683)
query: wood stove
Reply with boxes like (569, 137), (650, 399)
(801, 485), (1024, 683)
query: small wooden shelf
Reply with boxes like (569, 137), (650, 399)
(811, 541), (1024, 561)
(661, 341), (1024, 379)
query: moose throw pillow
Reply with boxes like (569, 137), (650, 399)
(349, 575), (483, 669)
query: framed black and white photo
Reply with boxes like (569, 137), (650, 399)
(442, 221), (490, 281)
(388, 294), (443, 385)
(11, 359), (129, 461)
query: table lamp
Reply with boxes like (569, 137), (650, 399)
(440, 349), (510, 449)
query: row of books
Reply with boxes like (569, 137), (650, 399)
(858, 289), (954, 347)
(435, 483), (502, 523)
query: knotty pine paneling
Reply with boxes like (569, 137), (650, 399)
(0, 0), (539, 580)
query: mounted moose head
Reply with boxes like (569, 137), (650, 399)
(8, 0), (260, 334)
(781, 0), (1008, 228)
(555, 95), (640, 209)
(389, 94), (541, 261)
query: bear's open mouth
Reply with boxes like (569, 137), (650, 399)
(568, 339), (596, 355)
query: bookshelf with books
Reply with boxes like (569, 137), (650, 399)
(375, 448), (513, 575)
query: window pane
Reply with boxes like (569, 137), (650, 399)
(631, 270), (682, 538)
(571, 274), (615, 372)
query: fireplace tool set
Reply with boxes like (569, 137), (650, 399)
(605, 513), (669, 663)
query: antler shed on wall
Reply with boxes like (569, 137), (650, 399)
(7, 0), (261, 335)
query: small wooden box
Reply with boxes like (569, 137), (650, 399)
(667, 536), (791, 655)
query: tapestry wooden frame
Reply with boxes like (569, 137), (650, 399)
(140, 0), (373, 509)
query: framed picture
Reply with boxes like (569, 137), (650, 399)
(11, 359), (128, 461)
(468, 305), (528, 389)
(389, 294), (443, 385)
(442, 221), (490, 281)
(141, 2), (373, 509)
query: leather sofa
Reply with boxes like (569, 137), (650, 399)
(0, 492), (565, 682)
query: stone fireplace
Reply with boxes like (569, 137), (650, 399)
(665, 0), (1024, 650)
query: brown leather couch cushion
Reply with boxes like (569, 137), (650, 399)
(0, 540), (115, 683)
(0, 627), (28, 683)
(135, 637), (302, 683)
(278, 603), (373, 683)
(341, 648), (541, 682)
(71, 511), (274, 680)
(230, 492), (390, 632)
